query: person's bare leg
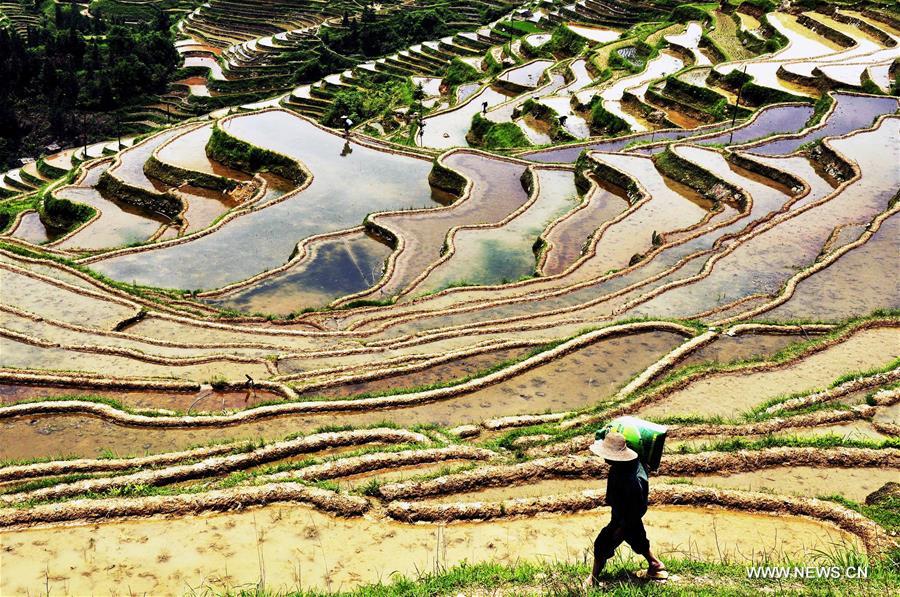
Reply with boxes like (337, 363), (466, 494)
(586, 525), (624, 588)
(584, 556), (606, 588)
(641, 548), (666, 576)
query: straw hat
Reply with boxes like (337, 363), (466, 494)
(589, 431), (638, 461)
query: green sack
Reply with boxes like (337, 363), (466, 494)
(596, 416), (667, 471)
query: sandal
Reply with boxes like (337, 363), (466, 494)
(647, 567), (669, 580)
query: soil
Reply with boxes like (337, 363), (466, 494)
(638, 326), (898, 418)
(0, 504), (860, 594)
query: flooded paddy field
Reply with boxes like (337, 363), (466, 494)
(2, 4), (899, 593)
(0, 504), (861, 595)
(637, 325), (898, 419)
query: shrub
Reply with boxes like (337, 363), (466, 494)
(39, 195), (95, 231)
(321, 80), (413, 128)
(443, 57), (481, 87)
(670, 5), (708, 24)
(544, 25), (586, 56)
(206, 126), (305, 183)
(590, 100), (630, 135)
(520, 99), (576, 143)
(744, 0), (777, 11)
(467, 113), (531, 149)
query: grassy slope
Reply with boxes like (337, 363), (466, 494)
(209, 554), (900, 595)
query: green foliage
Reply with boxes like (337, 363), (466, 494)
(590, 99), (631, 135)
(742, 0), (777, 12)
(0, 13), (178, 169)
(206, 126), (305, 184)
(543, 25), (586, 56)
(200, 551), (900, 595)
(721, 69), (752, 88)
(495, 19), (543, 36)
(670, 5), (709, 23)
(39, 194), (95, 232)
(860, 79), (884, 95)
(89, 0), (180, 26)
(608, 49), (643, 73)
(320, 3), (508, 59)
(321, 78), (413, 128)
(467, 113), (531, 149)
(443, 57), (481, 88)
(665, 75), (726, 107)
(827, 494), (900, 533)
(0, 196), (38, 233)
(657, 147), (747, 207)
(520, 99), (575, 143)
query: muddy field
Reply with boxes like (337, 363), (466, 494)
(1, 1), (898, 593)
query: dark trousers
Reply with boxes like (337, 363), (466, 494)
(593, 516), (650, 561)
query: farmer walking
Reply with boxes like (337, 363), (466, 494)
(585, 431), (667, 586)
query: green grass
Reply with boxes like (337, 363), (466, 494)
(485, 313), (898, 454)
(197, 551), (900, 596)
(469, 113), (532, 149)
(674, 434), (898, 455)
(825, 495), (900, 535)
(0, 195), (39, 233)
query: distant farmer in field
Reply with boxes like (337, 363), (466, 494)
(585, 431), (667, 586)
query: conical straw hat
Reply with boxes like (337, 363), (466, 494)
(589, 431), (638, 461)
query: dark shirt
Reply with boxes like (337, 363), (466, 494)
(605, 459), (649, 523)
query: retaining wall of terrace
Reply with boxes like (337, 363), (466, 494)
(719, 201), (899, 324)
(395, 149), (575, 300)
(337, 143), (763, 334)
(96, 126), (200, 219)
(565, 318), (900, 429)
(143, 154), (237, 193)
(41, 159), (111, 248)
(262, 446), (496, 482)
(0, 483), (369, 529)
(622, 115), (882, 325)
(341, 137), (771, 333)
(3, 111), (864, 366)
(377, 449), (900, 501)
(191, 159), (439, 305)
(537, 403), (894, 457)
(0, 116), (884, 386)
(0, 321), (697, 423)
(0, 428), (430, 504)
(386, 484), (892, 555)
(143, 122), (242, 193)
(362, 102), (848, 324)
(730, 92), (887, 156)
(795, 14), (856, 49)
(726, 151), (805, 193)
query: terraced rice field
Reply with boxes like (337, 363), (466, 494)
(1, 1), (899, 594)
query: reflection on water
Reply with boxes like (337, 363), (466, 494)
(587, 50), (684, 133)
(745, 93), (898, 156)
(289, 347), (531, 397)
(54, 162), (169, 250)
(631, 119), (899, 318)
(0, 383), (280, 413)
(416, 169), (579, 292)
(208, 231), (392, 314)
(359, 152), (533, 300)
(766, 215), (900, 321)
(541, 178), (629, 275)
(697, 104), (814, 147)
(156, 124), (251, 181)
(93, 110), (437, 291)
(9, 212), (57, 244)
